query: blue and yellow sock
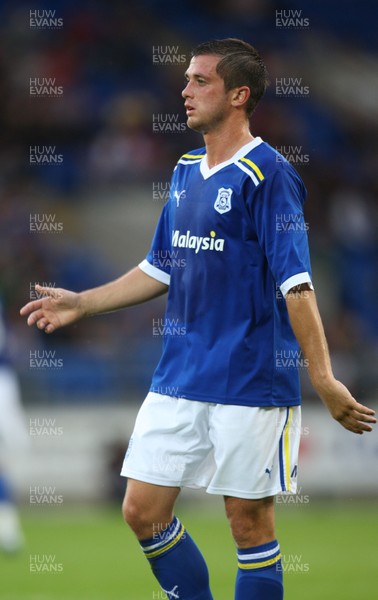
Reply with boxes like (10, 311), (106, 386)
(235, 539), (283, 599)
(140, 516), (213, 600)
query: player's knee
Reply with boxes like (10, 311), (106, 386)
(225, 496), (275, 547)
(228, 513), (256, 547)
(122, 494), (158, 538)
(122, 495), (140, 530)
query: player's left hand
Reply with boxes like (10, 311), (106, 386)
(318, 378), (376, 434)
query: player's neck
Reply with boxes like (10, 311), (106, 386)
(203, 123), (253, 169)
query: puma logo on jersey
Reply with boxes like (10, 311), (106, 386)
(173, 189), (186, 207)
(172, 230), (225, 253)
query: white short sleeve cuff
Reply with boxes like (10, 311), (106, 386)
(138, 259), (171, 286)
(280, 272), (313, 297)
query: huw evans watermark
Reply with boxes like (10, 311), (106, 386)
(150, 385), (182, 397)
(152, 45), (186, 65)
(275, 283), (311, 302)
(275, 9), (309, 29)
(30, 214), (63, 233)
(30, 78), (63, 97)
(152, 114), (186, 133)
(152, 453), (185, 475)
(276, 213), (309, 233)
(276, 146), (310, 166)
(30, 146), (63, 165)
(275, 350), (309, 369)
(29, 350), (63, 369)
(29, 418), (63, 437)
(276, 554), (310, 573)
(30, 555), (63, 573)
(273, 414), (310, 437)
(152, 181), (170, 202)
(276, 486), (310, 505)
(152, 182), (187, 204)
(30, 9), (63, 29)
(152, 250), (186, 269)
(29, 486), (63, 505)
(29, 282), (61, 301)
(276, 78), (309, 98)
(152, 318), (186, 337)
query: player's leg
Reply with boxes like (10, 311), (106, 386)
(121, 393), (215, 599)
(207, 404), (301, 600)
(122, 479), (213, 600)
(225, 495), (283, 600)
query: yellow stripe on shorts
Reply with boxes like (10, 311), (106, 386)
(284, 407), (293, 492)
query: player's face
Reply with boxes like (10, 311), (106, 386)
(182, 55), (234, 134)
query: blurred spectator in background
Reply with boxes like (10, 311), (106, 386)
(0, 298), (29, 552)
(329, 188), (378, 338)
(86, 93), (169, 184)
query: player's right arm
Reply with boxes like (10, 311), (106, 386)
(20, 266), (168, 334)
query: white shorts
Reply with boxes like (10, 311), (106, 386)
(121, 392), (301, 499)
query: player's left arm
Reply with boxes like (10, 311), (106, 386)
(285, 284), (376, 434)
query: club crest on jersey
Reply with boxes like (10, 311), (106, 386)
(214, 187), (232, 214)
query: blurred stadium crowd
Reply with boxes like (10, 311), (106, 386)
(0, 0), (377, 404)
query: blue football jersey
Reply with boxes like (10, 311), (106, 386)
(139, 137), (312, 407)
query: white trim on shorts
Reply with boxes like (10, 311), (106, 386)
(121, 392), (301, 499)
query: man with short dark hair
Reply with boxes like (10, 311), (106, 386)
(21, 38), (375, 600)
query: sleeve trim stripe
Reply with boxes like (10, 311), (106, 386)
(138, 259), (171, 286)
(180, 153), (205, 159)
(235, 161), (260, 186)
(239, 157), (265, 181)
(280, 272), (313, 297)
(178, 158), (203, 166)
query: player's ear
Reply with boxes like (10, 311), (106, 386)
(231, 86), (250, 109)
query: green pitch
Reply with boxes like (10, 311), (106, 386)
(1, 499), (377, 600)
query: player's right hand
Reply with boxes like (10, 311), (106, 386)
(20, 285), (83, 334)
